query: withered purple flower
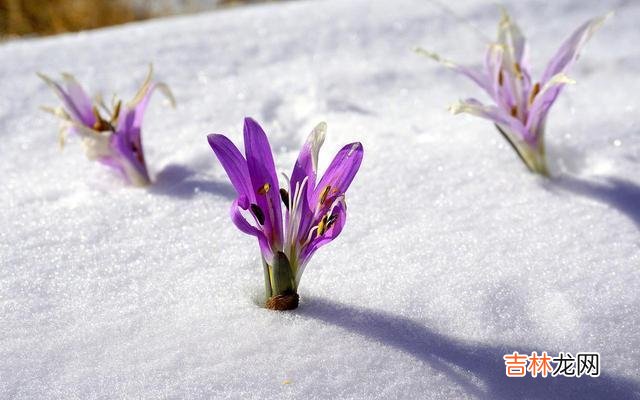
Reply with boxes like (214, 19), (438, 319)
(418, 9), (610, 176)
(208, 118), (363, 310)
(39, 66), (174, 186)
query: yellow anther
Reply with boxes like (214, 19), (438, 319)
(529, 82), (541, 105)
(317, 215), (328, 236)
(257, 183), (271, 195)
(513, 63), (523, 80)
(319, 185), (331, 205)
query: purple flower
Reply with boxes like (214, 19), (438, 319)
(39, 66), (174, 186)
(418, 9), (610, 176)
(208, 118), (363, 310)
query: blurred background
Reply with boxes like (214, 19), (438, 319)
(0, 0), (277, 38)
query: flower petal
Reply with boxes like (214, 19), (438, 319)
(497, 8), (528, 68)
(290, 122), (326, 202)
(38, 73), (96, 127)
(243, 117), (283, 247)
(526, 73), (576, 137)
(416, 48), (492, 95)
(314, 142), (364, 203)
(297, 201), (347, 283)
(230, 196), (274, 261)
(484, 44), (508, 105)
(450, 98), (532, 143)
(127, 66), (175, 131)
(207, 134), (253, 198)
(112, 109), (150, 185)
(540, 13), (611, 85)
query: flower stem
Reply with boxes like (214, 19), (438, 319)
(495, 124), (550, 177)
(262, 259), (272, 299)
(263, 252), (298, 311)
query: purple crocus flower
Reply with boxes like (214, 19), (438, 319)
(39, 66), (174, 186)
(208, 118), (363, 310)
(418, 9), (610, 176)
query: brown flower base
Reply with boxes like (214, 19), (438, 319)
(265, 292), (299, 311)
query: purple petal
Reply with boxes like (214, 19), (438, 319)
(39, 73), (96, 127)
(416, 48), (492, 96)
(128, 81), (174, 132)
(243, 117), (283, 246)
(450, 98), (533, 143)
(540, 13), (610, 85)
(230, 196), (274, 261)
(296, 142), (362, 242)
(484, 44), (508, 106)
(208, 134), (253, 198)
(314, 142), (364, 203)
(299, 202), (347, 268)
(526, 74), (575, 138)
(112, 109), (150, 185)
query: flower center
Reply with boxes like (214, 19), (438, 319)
(91, 100), (121, 132)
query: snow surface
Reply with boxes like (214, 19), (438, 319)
(1, 0), (639, 398)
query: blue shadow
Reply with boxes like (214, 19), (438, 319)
(299, 298), (640, 400)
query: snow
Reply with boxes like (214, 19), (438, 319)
(1, 0), (639, 398)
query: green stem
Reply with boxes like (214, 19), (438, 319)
(262, 258), (272, 299)
(495, 124), (550, 176)
(263, 251), (296, 300)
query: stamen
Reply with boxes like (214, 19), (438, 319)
(319, 185), (331, 205)
(92, 106), (103, 130)
(279, 188), (290, 210)
(91, 106), (111, 131)
(513, 62), (523, 79)
(510, 106), (518, 118)
(317, 215), (328, 236)
(326, 213), (338, 228)
(250, 203), (265, 225)
(498, 70), (504, 86)
(529, 82), (541, 105)
(257, 183), (271, 195)
(110, 100), (122, 124)
(287, 176), (309, 248)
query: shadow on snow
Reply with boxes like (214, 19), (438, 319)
(150, 163), (235, 200)
(545, 175), (640, 230)
(299, 298), (640, 400)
